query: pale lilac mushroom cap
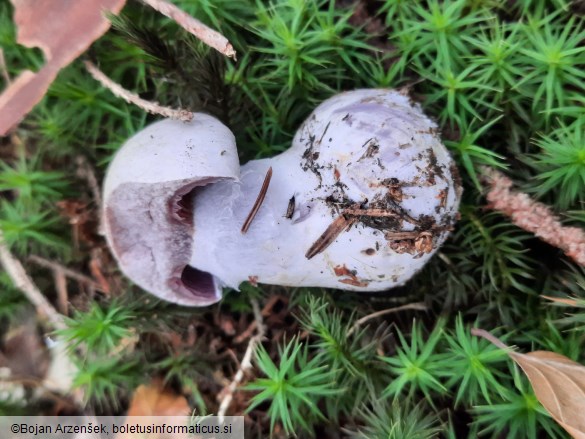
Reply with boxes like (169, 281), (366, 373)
(103, 89), (462, 306)
(103, 113), (239, 305)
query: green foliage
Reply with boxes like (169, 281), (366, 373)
(171, 0), (254, 50)
(513, 0), (570, 14)
(229, 0), (376, 158)
(299, 296), (371, 377)
(298, 296), (386, 418)
(73, 356), (143, 409)
(1, 0), (584, 436)
(417, 61), (499, 128)
(381, 319), (448, 404)
(60, 301), (135, 354)
(463, 23), (525, 107)
(63, 299), (146, 409)
(0, 273), (30, 321)
(246, 337), (339, 436)
(393, 0), (489, 69)
(529, 319), (583, 362)
(30, 68), (144, 154)
(471, 366), (565, 439)
(0, 201), (66, 254)
(0, 155), (67, 205)
(544, 265), (585, 332)
(0, 151), (69, 255)
(248, 0), (372, 94)
(0, 398), (31, 416)
(529, 117), (585, 209)
(0, 2), (42, 82)
(422, 207), (537, 325)
(347, 399), (440, 439)
(223, 282), (265, 313)
(444, 117), (505, 189)
(443, 315), (508, 406)
(517, 16), (585, 124)
(154, 350), (210, 414)
(460, 210), (534, 294)
(381, 0), (412, 24)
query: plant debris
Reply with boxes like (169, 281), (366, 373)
(241, 166), (273, 234)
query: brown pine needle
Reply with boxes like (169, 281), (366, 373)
(541, 295), (583, 307)
(305, 215), (357, 259)
(241, 167), (273, 234)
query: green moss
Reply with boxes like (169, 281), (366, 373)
(0, 0), (583, 436)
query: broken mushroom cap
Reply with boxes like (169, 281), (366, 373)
(103, 114), (239, 305)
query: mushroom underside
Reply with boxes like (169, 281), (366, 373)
(104, 177), (225, 305)
(180, 265), (216, 299)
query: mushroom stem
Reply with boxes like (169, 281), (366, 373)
(191, 153), (336, 290)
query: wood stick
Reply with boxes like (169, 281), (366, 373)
(217, 298), (265, 421)
(85, 61), (194, 121)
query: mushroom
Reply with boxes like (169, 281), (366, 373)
(103, 89), (462, 306)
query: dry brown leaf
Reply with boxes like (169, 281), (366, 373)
(0, 0), (126, 135)
(120, 380), (191, 439)
(127, 379), (190, 416)
(0, 316), (50, 380)
(472, 328), (585, 439)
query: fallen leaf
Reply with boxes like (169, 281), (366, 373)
(127, 379), (190, 416)
(118, 379), (192, 439)
(0, 0), (126, 135)
(0, 317), (50, 380)
(472, 328), (585, 439)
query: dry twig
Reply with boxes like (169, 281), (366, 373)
(84, 61), (194, 121)
(75, 156), (102, 210)
(218, 298), (266, 421)
(141, 0), (236, 59)
(53, 270), (68, 315)
(28, 255), (100, 289)
(347, 302), (427, 336)
(233, 321), (257, 345)
(0, 231), (67, 332)
(0, 234), (86, 406)
(482, 167), (585, 267)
